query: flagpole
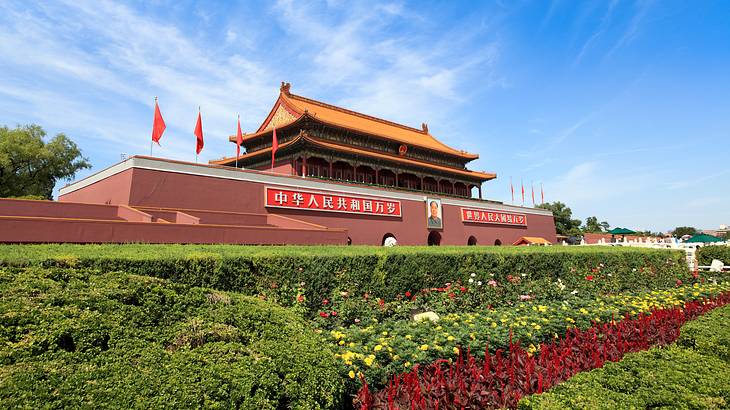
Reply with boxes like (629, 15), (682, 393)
(151, 97), (156, 156)
(235, 114), (239, 169)
(196, 106), (200, 164)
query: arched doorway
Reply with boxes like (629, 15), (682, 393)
(428, 231), (442, 246)
(468, 236), (477, 246)
(382, 233), (397, 246)
(494, 239), (502, 246)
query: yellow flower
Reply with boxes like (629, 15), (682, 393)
(348, 370), (355, 379)
(404, 361), (411, 368)
(405, 335), (413, 340)
(364, 355), (375, 367)
(533, 324), (541, 330)
(491, 322), (498, 328)
(453, 347), (460, 355)
(420, 344), (429, 351)
(374, 345), (383, 352)
(338, 340), (345, 346)
(447, 336), (455, 342)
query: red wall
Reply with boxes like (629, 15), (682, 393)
(114, 168), (555, 246)
(59, 168), (134, 205)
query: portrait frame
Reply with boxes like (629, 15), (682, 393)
(425, 198), (443, 230)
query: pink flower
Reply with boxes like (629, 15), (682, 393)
(319, 312), (329, 318)
(487, 280), (498, 287)
(322, 298), (329, 305)
(519, 294), (532, 301)
(378, 298), (385, 307)
(676, 279), (683, 287)
(354, 318), (361, 323)
(405, 291), (412, 297)
(296, 295), (304, 303)
(331, 311), (338, 316)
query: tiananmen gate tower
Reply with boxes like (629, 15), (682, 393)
(0, 83), (557, 246)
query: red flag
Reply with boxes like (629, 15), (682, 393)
(271, 127), (278, 169)
(151, 98), (166, 145)
(194, 110), (204, 155)
(531, 183), (535, 206)
(521, 179), (525, 205)
(541, 183), (544, 204)
(236, 116), (243, 160)
(510, 177), (514, 203)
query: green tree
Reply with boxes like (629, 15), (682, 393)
(583, 216), (610, 233)
(0, 125), (90, 199)
(672, 226), (698, 238)
(537, 201), (582, 236)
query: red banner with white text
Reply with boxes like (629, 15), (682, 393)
(461, 208), (527, 226)
(265, 187), (402, 217)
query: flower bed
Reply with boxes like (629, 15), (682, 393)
(326, 282), (730, 391)
(520, 304), (730, 409)
(355, 292), (730, 409)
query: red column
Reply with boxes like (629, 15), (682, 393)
(329, 161), (333, 179)
(395, 171), (399, 187)
(375, 169), (380, 185)
(302, 155), (307, 178)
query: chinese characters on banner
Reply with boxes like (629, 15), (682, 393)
(461, 208), (527, 226)
(265, 187), (402, 217)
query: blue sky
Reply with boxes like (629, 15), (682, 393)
(1, 0), (728, 232)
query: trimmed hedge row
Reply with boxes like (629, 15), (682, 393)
(697, 245), (730, 266)
(519, 304), (730, 409)
(0, 267), (343, 409)
(0, 245), (690, 320)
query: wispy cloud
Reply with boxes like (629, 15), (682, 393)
(573, 0), (619, 65)
(0, 0), (275, 162)
(604, 0), (654, 60)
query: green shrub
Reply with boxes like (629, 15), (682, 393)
(0, 267), (344, 409)
(677, 304), (730, 363)
(697, 245), (730, 266)
(520, 305), (730, 409)
(0, 245), (691, 323)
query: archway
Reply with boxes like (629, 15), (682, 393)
(468, 236), (478, 246)
(428, 231), (442, 246)
(494, 239), (502, 246)
(382, 233), (397, 246)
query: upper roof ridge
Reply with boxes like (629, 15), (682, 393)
(284, 91), (429, 136)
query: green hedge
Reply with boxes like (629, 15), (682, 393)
(677, 304), (730, 363)
(519, 305), (730, 409)
(0, 267), (344, 409)
(0, 245), (690, 321)
(697, 245), (730, 266)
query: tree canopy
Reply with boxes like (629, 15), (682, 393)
(537, 201), (583, 236)
(672, 226), (698, 238)
(0, 125), (90, 199)
(583, 216), (610, 233)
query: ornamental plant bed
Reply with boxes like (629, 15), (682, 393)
(521, 304), (730, 409)
(326, 282), (730, 391)
(0, 244), (690, 323)
(355, 292), (730, 409)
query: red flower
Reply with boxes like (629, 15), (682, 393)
(322, 298), (329, 305)
(460, 286), (467, 292)
(296, 295), (304, 303)
(591, 268), (598, 273)
(319, 312), (329, 318)
(676, 279), (683, 287)
(448, 292), (456, 299)
(585, 275), (594, 281)
(378, 298), (385, 307)
(331, 311), (338, 316)
(405, 291), (412, 297)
